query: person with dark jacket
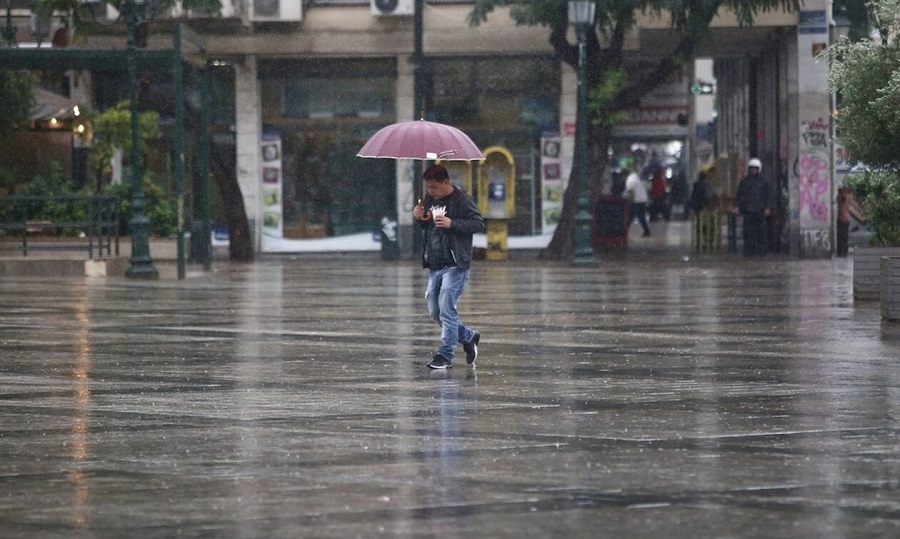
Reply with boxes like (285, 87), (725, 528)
(413, 165), (485, 369)
(689, 167), (714, 214)
(731, 158), (772, 256)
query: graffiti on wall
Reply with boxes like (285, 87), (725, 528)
(801, 229), (831, 255)
(796, 116), (832, 256)
(797, 117), (830, 223)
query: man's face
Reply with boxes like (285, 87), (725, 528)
(424, 179), (453, 199)
(749, 166), (760, 175)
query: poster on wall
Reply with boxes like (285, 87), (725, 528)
(540, 136), (564, 234)
(260, 133), (283, 241)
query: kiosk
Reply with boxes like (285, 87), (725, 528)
(437, 160), (475, 195)
(477, 147), (515, 261)
(592, 195), (630, 250)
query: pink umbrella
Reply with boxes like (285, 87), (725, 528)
(357, 119), (485, 161)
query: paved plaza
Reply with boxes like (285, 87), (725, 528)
(1, 228), (899, 537)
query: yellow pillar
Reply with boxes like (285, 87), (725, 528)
(486, 219), (508, 261)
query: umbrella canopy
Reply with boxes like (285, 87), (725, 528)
(357, 120), (484, 161)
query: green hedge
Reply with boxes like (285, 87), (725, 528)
(0, 162), (178, 237)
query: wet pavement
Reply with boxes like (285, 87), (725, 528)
(2, 224), (900, 538)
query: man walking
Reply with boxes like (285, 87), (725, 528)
(623, 167), (651, 237)
(731, 158), (772, 256)
(413, 165), (484, 369)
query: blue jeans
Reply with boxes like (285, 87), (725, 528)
(426, 267), (476, 361)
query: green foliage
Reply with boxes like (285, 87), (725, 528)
(0, 168), (19, 193)
(827, 0), (900, 246)
(88, 101), (160, 184)
(471, 0), (800, 33)
(588, 69), (628, 126)
(469, 0), (802, 137)
(19, 162), (82, 197)
(0, 71), (36, 141)
(0, 163), (89, 233)
(0, 163), (176, 238)
(846, 171), (900, 247)
(104, 176), (178, 238)
(81, 100), (165, 243)
(827, 18), (900, 170)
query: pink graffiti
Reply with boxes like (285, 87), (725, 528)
(810, 200), (829, 221)
(802, 118), (829, 132)
(798, 154), (829, 222)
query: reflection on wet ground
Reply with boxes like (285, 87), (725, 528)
(1, 245), (899, 537)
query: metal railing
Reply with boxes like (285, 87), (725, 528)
(0, 195), (120, 258)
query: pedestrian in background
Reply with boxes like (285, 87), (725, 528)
(413, 164), (484, 369)
(689, 165), (715, 214)
(731, 158), (772, 256)
(648, 165), (669, 221)
(623, 167), (651, 237)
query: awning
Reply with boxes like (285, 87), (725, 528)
(29, 88), (80, 122)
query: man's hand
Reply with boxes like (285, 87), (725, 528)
(413, 201), (430, 222)
(433, 215), (451, 229)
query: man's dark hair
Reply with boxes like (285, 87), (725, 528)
(423, 164), (450, 182)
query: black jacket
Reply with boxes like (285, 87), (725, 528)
(419, 187), (484, 270)
(734, 173), (772, 215)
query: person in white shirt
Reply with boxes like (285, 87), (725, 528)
(623, 168), (651, 237)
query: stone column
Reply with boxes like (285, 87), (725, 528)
(234, 54), (261, 252)
(789, 0), (834, 257)
(559, 62), (575, 194)
(395, 54), (416, 258)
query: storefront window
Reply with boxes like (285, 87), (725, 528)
(427, 56), (559, 134)
(427, 56), (559, 234)
(283, 78), (392, 120)
(257, 56), (559, 238)
(259, 59), (397, 238)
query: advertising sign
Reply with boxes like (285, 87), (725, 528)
(540, 136), (564, 234)
(260, 133), (283, 241)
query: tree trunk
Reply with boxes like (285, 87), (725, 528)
(539, 163), (578, 260)
(209, 141), (254, 262)
(539, 123), (612, 261)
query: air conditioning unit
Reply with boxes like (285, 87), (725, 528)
(371, 0), (414, 17)
(251, 0), (301, 22)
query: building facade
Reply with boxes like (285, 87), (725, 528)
(2, 0), (840, 258)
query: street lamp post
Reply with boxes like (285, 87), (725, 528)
(122, 0), (158, 279)
(569, 1), (596, 265)
(3, 2), (16, 47)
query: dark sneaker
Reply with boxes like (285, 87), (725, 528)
(427, 354), (452, 369)
(463, 331), (480, 364)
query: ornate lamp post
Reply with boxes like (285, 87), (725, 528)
(3, 1), (16, 47)
(410, 0), (424, 259)
(568, 1), (596, 265)
(121, 0), (158, 279)
(82, 0), (158, 277)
